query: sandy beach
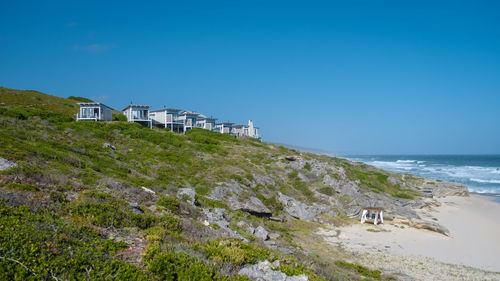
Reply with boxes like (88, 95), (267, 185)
(317, 194), (500, 280)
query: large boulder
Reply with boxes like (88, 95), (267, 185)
(0, 157), (16, 171)
(254, 226), (269, 241)
(239, 260), (308, 281)
(278, 192), (329, 221)
(235, 196), (272, 217)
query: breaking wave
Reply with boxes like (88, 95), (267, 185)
(347, 155), (500, 195)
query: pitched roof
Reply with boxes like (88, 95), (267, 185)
(122, 104), (151, 111)
(77, 102), (114, 110)
(150, 108), (181, 113)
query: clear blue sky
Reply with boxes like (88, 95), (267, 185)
(1, 0), (499, 154)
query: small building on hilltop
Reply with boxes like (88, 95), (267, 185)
(232, 120), (261, 139)
(76, 102), (113, 121)
(196, 117), (218, 131)
(122, 104), (152, 128)
(149, 107), (185, 133)
(178, 110), (200, 133)
(214, 122), (234, 134)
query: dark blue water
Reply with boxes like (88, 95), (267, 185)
(346, 155), (500, 194)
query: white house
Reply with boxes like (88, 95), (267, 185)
(231, 120), (261, 139)
(122, 104), (152, 128)
(76, 102), (113, 121)
(177, 110), (200, 132)
(149, 107), (185, 133)
(195, 117), (218, 131)
(214, 122), (234, 134)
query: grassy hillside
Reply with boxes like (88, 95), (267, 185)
(0, 87), (417, 280)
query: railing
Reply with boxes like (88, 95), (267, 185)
(76, 113), (98, 121)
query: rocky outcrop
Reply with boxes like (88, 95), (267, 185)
(177, 187), (196, 206)
(392, 217), (450, 236)
(203, 208), (231, 229)
(239, 260), (308, 281)
(426, 182), (469, 198)
(0, 157), (16, 171)
(211, 184), (273, 217)
(278, 192), (329, 221)
(235, 196), (272, 217)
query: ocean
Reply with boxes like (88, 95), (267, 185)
(345, 155), (500, 195)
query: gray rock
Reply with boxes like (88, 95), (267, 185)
(278, 192), (329, 221)
(427, 182), (469, 197)
(247, 226), (255, 234)
(239, 260), (308, 281)
(0, 157), (16, 171)
(237, 196), (272, 217)
(392, 217), (450, 236)
(177, 187), (196, 205)
(102, 143), (116, 150)
(387, 176), (403, 185)
(254, 226), (269, 240)
(203, 208), (230, 228)
(129, 202), (144, 214)
(269, 232), (281, 240)
(202, 208), (248, 241)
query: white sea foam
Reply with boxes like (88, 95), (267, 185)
(396, 160), (417, 163)
(470, 178), (500, 184)
(351, 157), (500, 194)
(468, 187), (500, 194)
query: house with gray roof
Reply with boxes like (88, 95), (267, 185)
(76, 102), (113, 121)
(122, 104), (152, 128)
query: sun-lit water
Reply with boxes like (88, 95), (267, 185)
(345, 155), (500, 194)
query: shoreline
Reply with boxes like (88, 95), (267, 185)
(317, 194), (500, 280)
(470, 192), (500, 203)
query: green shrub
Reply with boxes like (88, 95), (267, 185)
(0, 106), (73, 123)
(157, 196), (180, 213)
(197, 196), (228, 209)
(287, 170), (299, 180)
(0, 203), (148, 280)
(394, 192), (414, 200)
(334, 261), (381, 280)
(68, 96), (93, 102)
(49, 191), (66, 203)
(195, 184), (210, 196)
(318, 186), (333, 196)
(160, 215), (183, 233)
(112, 113), (128, 121)
(6, 182), (38, 191)
(202, 238), (271, 266)
(70, 191), (157, 229)
(304, 162), (312, 171)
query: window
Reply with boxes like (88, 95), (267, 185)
(81, 107), (98, 118)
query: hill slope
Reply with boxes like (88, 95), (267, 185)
(0, 87), (467, 280)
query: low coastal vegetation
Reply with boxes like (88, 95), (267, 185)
(0, 86), (423, 280)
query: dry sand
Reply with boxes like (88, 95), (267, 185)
(317, 194), (500, 280)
